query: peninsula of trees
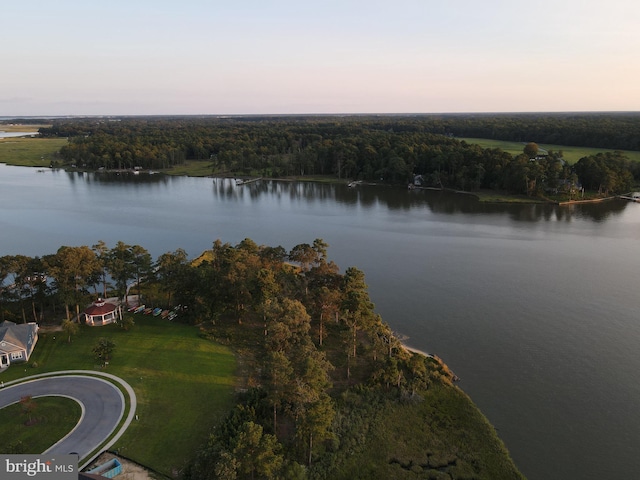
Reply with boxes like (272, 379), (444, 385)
(35, 113), (640, 198)
(0, 239), (525, 479)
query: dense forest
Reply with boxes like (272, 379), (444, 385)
(0, 239), (524, 479)
(35, 114), (640, 197)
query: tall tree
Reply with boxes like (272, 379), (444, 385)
(0, 256), (13, 322)
(523, 142), (539, 159)
(11, 255), (31, 323)
(45, 246), (100, 322)
(23, 257), (46, 323)
(341, 267), (375, 359)
(156, 248), (189, 307)
(130, 245), (153, 304)
(312, 286), (341, 347)
(264, 350), (294, 434)
(232, 421), (284, 480)
(106, 241), (135, 303)
(92, 240), (110, 298)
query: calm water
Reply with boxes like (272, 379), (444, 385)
(0, 131), (38, 138)
(2, 164), (640, 480)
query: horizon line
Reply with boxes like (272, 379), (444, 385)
(3, 110), (640, 120)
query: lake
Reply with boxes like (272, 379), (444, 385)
(1, 164), (639, 480)
(0, 131), (39, 139)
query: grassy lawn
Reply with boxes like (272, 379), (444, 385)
(0, 137), (68, 167)
(458, 137), (640, 164)
(163, 160), (215, 177)
(0, 396), (82, 453)
(473, 190), (548, 203)
(1, 315), (236, 477)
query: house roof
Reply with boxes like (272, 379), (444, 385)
(85, 299), (118, 316)
(0, 321), (37, 353)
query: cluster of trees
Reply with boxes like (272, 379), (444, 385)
(573, 151), (635, 195)
(165, 238), (453, 479)
(0, 241), (153, 324)
(39, 116), (639, 197)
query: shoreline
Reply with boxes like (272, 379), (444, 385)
(0, 158), (632, 206)
(402, 343), (461, 382)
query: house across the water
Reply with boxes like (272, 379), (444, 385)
(0, 321), (39, 369)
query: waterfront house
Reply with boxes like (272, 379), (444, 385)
(0, 321), (39, 369)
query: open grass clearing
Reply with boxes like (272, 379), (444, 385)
(0, 137), (68, 167)
(458, 137), (640, 164)
(163, 160), (215, 177)
(0, 396), (82, 453)
(1, 315), (236, 477)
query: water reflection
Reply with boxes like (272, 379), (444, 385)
(210, 177), (630, 223)
(67, 171), (170, 186)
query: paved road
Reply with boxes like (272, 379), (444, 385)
(0, 375), (125, 459)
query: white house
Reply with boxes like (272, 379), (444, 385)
(0, 321), (39, 369)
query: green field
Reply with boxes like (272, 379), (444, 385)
(164, 160), (216, 176)
(1, 316), (236, 477)
(458, 137), (640, 164)
(0, 137), (68, 167)
(0, 397), (82, 454)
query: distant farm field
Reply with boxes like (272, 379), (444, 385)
(458, 137), (640, 164)
(0, 137), (68, 166)
(0, 124), (50, 132)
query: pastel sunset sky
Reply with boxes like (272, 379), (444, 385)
(2, 0), (639, 115)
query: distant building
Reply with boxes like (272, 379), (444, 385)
(0, 321), (39, 369)
(83, 298), (122, 326)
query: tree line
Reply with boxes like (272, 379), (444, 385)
(38, 115), (640, 197)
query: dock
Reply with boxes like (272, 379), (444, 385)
(235, 177), (263, 186)
(618, 193), (640, 203)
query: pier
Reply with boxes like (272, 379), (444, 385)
(235, 177), (263, 186)
(618, 193), (640, 203)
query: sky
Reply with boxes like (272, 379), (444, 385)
(2, 0), (639, 116)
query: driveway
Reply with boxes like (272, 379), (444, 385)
(0, 373), (133, 461)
